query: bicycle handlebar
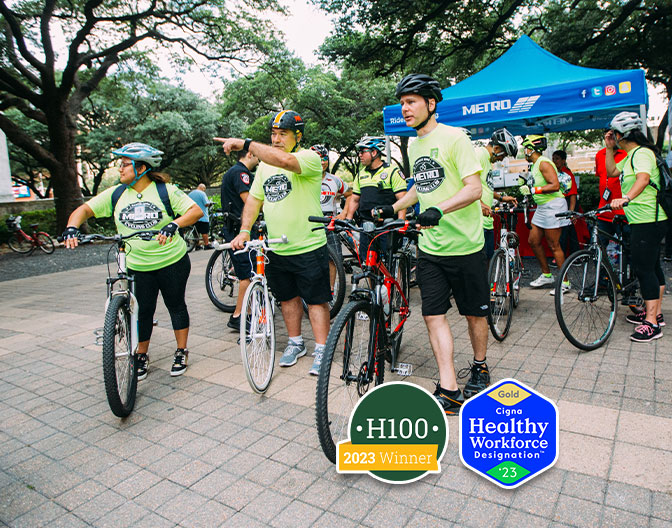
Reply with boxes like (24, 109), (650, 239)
(554, 203), (627, 220)
(213, 235), (288, 254)
(57, 230), (160, 244)
(308, 216), (420, 235)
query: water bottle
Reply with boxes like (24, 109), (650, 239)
(377, 285), (390, 316)
(606, 241), (619, 270)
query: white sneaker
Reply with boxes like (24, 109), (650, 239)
(530, 274), (555, 288)
(549, 281), (570, 296)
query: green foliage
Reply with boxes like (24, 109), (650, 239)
(576, 172), (599, 212)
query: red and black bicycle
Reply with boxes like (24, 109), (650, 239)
(5, 215), (55, 255)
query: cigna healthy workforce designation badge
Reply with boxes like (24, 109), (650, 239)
(337, 382), (448, 484)
(460, 379), (558, 488)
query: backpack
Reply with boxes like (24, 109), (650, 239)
(630, 146), (672, 222)
(111, 181), (176, 219)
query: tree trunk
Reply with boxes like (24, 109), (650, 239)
(51, 162), (84, 232)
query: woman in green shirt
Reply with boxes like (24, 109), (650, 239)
(604, 111), (667, 343)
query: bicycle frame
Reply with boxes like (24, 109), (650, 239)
(104, 245), (140, 355)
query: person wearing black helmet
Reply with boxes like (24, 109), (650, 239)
(215, 110), (331, 376)
(345, 136), (407, 255)
(477, 128), (519, 259)
(373, 73), (489, 415)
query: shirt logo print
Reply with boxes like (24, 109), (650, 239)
(263, 174), (292, 202)
(413, 156), (445, 193)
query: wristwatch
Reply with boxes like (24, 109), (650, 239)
(243, 138), (253, 151)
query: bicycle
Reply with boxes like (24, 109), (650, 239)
(487, 197), (530, 340)
(60, 230), (158, 417)
(311, 217), (417, 463)
(179, 224), (200, 252)
(553, 204), (641, 350)
(5, 215), (55, 255)
(215, 225), (287, 393)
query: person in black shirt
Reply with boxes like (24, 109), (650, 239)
(220, 148), (259, 330)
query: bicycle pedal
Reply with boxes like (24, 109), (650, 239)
(393, 363), (413, 377)
(356, 313), (369, 320)
(95, 335), (104, 346)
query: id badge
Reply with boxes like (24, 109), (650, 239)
(602, 189), (611, 201)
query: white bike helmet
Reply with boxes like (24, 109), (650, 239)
(491, 128), (518, 158)
(609, 111), (643, 138)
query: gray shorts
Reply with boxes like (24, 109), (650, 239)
(531, 197), (571, 229)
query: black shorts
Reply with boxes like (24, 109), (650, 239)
(266, 245), (332, 305)
(221, 227), (253, 281)
(195, 221), (209, 234)
(416, 249), (489, 317)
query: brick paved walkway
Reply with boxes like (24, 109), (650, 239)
(1, 249), (671, 527)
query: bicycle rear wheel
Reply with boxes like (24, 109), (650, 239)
(388, 253), (410, 358)
(487, 249), (513, 341)
(316, 299), (384, 463)
(35, 232), (55, 254)
(328, 246), (346, 318)
(181, 226), (199, 252)
(555, 250), (617, 351)
(512, 249), (522, 308)
(205, 249), (239, 312)
(240, 280), (275, 393)
(7, 233), (32, 254)
(102, 295), (137, 417)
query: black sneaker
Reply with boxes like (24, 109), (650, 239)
(626, 311), (665, 327)
(227, 315), (241, 331)
(137, 354), (149, 381)
(171, 349), (188, 376)
(433, 384), (464, 416)
(630, 321), (663, 342)
(462, 363), (491, 399)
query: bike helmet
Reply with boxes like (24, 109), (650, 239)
(610, 111), (643, 138)
(112, 142), (163, 168)
(491, 128), (518, 158)
(311, 144), (329, 160)
(521, 135), (547, 152)
(269, 110), (305, 135)
(356, 136), (385, 154)
(395, 74), (443, 102)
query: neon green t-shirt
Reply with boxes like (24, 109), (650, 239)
(616, 147), (668, 224)
(409, 124), (484, 256)
(87, 182), (196, 271)
(476, 146), (494, 230)
(249, 148), (326, 255)
(529, 156), (564, 205)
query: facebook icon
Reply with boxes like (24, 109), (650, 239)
(580, 89), (587, 98)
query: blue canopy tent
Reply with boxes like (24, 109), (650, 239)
(383, 35), (648, 139)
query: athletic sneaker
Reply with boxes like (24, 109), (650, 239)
(171, 349), (188, 376)
(530, 274), (555, 288)
(630, 321), (663, 342)
(433, 384), (464, 416)
(279, 340), (306, 367)
(625, 311), (665, 327)
(137, 354), (149, 381)
(227, 314), (251, 331)
(462, 363), (491, 399)
(549, 281), (570, 296)
(309, 346), (325, 376)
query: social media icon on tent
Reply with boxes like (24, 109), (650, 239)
(605, 85), (616, 96)
(591, 87), (602, 97)
(580, 89), (588, 99)
(619, 81), (631, 94)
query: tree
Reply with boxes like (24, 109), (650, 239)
(0, 0), (283, 230)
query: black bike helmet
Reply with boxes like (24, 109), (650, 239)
(395, 74), (443, 102)
(269, 110), (305, 135)
(310, 144), (329, 160)
(491, 128), (518, 158)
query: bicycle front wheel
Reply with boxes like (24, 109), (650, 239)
(240, 281), (275, 393)
(316, 299), (383, 463)
(555, 250), (617, 351)
(182, 226), (199, 252)
(35, 232), (55, 254)
(328, 246), (346, 319)
(389, 253), (410, 357)
(7, 233), (32, 254)
(205, 249), (239, 312)
(512, 248), (522, 308)
(102, 295), (137, 417)
(487, 249), (513, 341)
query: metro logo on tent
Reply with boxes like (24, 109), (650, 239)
(508, 96), (540, 114)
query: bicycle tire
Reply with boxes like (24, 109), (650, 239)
(388, 253), (410, 354)
(555, 249), (617, 351)
(102, 295), (137, 417)
(316, 299), (384, 463)
(487, 249), (513, 341)
(240, 280), (275, 393)
(182, 226), (199, 252)
(328, 246), (346, 318)
(35, 232), (55, 254)
(205, 249), (238, 312)
(7, 233), (33, 254)
(512, 249), (522, 308)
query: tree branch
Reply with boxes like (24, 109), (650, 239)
(0, 94), (48, 124)
(0, 2), (46, 74)
(0, 113), (59, 171)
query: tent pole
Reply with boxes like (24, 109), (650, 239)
(639, 104), (647, 135)
(385, 135), (391, 160)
